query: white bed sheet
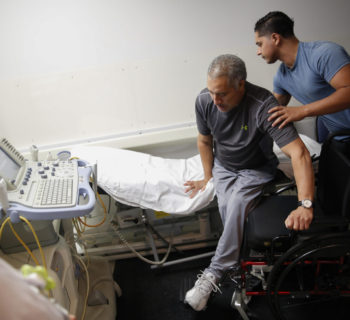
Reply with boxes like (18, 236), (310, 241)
(71, 146), (215, 215)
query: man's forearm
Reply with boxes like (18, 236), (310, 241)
(291, 148), (315, 201)
(197, 140), (214, 181)
(304, 86), (350, 117)
(281, 138), (315, 230)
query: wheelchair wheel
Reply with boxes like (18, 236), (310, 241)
(267, 232), (350, 320)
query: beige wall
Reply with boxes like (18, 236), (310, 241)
(1, 0), (349, 152)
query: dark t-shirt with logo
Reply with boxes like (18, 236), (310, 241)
(195, 81), (299, 171)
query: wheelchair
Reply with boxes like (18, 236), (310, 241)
(228, 130), (350, 320)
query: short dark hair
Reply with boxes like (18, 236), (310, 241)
(255, 11), (295, 38)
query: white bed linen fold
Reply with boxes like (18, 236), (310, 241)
(71, 146), (215, 215)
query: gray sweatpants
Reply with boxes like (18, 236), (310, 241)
(206, 158), (276, 279)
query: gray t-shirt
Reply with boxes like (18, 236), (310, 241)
(195, 81), (299, 171)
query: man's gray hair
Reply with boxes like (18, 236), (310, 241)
(208, 54), (247, 87)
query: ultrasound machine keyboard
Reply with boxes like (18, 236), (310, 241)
(10, 160), (79, 209)
(37, 178), (74, 206)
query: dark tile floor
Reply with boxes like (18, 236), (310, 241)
(113, 249), (349, 320)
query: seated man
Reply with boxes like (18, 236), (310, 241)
(183, 54), (314, 311)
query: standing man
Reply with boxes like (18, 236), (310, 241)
(254, 11), (350, 142)
(184, 54), (314, 311)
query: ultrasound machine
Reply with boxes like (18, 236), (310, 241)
(0, 137), (95, 223)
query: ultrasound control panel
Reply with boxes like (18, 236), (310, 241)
(9, 160), (78, 209)
(0, 138), (95, 221)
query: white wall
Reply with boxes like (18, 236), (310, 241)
(1, 0), (349, 152)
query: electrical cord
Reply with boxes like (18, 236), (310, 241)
(69, 167), (174, 265)
(0, 216), (47, 270)
(73, 253), (89, 320)
(0, 217), (40, 265)
(20, 216), (48, 271)
(69, 159), (107, 229)
(144, 219), (183, 254)
(77, 192), (107, 228)
(110, 220), (172, 265)
(72, 188), (108, 266)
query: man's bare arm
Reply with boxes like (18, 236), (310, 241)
(281, 137), (315, 230)
(184, 133), (214, 198)
(197, 133), (214, 182)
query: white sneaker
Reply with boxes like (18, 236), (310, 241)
(184, 271), (222, 311)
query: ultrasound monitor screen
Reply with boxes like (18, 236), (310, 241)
(0, 147), (21, 183)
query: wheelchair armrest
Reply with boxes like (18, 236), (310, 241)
(263, 170), (295, 196)
(273, 182), (296, 195)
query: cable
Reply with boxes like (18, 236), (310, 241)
(72, 218), (84, 237)
(0, 216), (51, 298)
(110, 221), (172, 265)
(0, 217), (10, 239)
(73, 254), (90, 320)
(0, 217), (40, 266)
(69, 163), (172, 264)
(20, 216), (47, 270)
(77, 192), (107, 228)
(0, 217), (47, 270)
(107, 196), (111, 214)
(76, 169), (107, 229)
(145, 220), (183, 254)
(72, 189), (108, 269)
(68, 159), (106, 229)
